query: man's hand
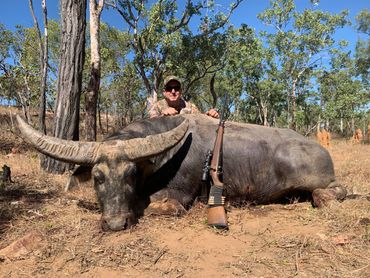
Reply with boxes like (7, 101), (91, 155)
(162, 107), (179, 116)
(206, 108), (219, 119)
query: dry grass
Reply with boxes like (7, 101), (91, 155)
(0, 107), (369, 277)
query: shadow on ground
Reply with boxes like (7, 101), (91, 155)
(0, 182), (58, 235)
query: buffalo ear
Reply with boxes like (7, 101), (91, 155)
(65, 165), (93, 191)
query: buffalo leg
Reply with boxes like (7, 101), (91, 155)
(145, 198), (187, 216)
(145, 189), (187, 216)
(312, 182), (347, 208)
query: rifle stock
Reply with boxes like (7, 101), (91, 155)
(207, 120), (228, 229)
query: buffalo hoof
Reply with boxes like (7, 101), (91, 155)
(145, 198), (187, 216)
(312, 186), (347, 208)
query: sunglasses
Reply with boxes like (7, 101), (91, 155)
(165, 85), (181, 92)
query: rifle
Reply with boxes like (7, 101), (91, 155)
(205, 115), (228, 229)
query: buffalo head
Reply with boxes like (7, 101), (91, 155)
(16, 115), (189, 231)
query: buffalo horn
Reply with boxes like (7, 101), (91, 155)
(16, 115), (189, 164)
(109, 119), (189, 160)
(16, 115), (101, 165)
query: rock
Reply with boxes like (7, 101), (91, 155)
(330, 234), (354, 245)
(0, 231), (45, 260)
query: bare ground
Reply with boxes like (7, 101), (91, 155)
(0, 108), (369, 278)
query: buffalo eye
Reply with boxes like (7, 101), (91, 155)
(124, 164), (137, 178)
(93, 170), (105, 185)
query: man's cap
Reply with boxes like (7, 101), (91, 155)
(164, 75), (182, 88)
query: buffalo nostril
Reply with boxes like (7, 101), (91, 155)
(101, 218), (110, 232)
(124, 218), (129, 230)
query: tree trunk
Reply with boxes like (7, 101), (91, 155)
(260, 100), (268, 126)
(272, 112), (276, 127)
(17, 91), (31, 124)
(28, 0), (48, 134)
(97, 94), (104, 134)
(210, 73), (217, 108)
(105, 109), (108, 133)
(85, 0), (104, 141)
(20, 74), (33, 124)
(351, 117), (355, 134)
(290, 80), (297, 130)
(40, 0), (48, 134)
(42, 0), (86, 174)
(29, 0), (49, 166)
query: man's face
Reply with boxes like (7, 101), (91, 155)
(164, 80), (181, 104)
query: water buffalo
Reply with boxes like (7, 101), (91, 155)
(16, 114), (346, 231)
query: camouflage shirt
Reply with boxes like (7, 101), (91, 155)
(148, 98), (200, 118)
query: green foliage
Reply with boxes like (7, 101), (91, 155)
(46, 20), (61, 76)
(83, 22), (131, 96)
(354, 9), (370, 82)
(318, 49), (369, 134)
(107, 0), (242, 98)
(355, 38), (370, 81)
(257, 0), (350, 128)
(106, 62), (145, 124)
(0, 20), (61, 110)
(356, 8), (370, 35)
(0, 23), (13, 64)
(1, 1), (368, 133)
(0, 23), (15, 100)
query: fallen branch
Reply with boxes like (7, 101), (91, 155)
(294, 236), (307, 276)
(153, 247), (167, 264)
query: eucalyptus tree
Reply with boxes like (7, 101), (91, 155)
(28, 0), (48, 134)
(258, 0), (349, 130)
(46, 20), (61, 79)
(0, 21), (60, 119)
(85, 0), (104, 142)
(197, 24), (286, 127)
(105, 0), (242, 107)
(234, 29), (285, 127)
(108, 62), (144, 126)
(208, 25), (263, 122)
(318, 50), (368, 134)
(354, 9), (370, 131)
(354, 9), (369, 83)
(0, 24), (16, 102)
(88, 22), (132, 129)
(167, 31), (229, 105)
(7, 25), (42, 122)
(356, 8), (370, 35)
(43, 0), (87, 174)
(0, 24), (13, 76)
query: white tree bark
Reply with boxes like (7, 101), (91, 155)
(85, 0), (104, 141)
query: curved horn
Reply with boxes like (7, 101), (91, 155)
(16, 115), (100, 165)
(17, 115), (189, 164)
(102, 118), (189, 161)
